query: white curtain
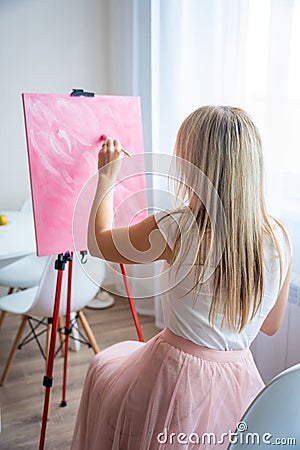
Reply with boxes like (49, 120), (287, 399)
(101, 0), (158, 317)
(106, 0), (300, 332)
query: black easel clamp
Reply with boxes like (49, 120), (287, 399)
(43, 375), (53, 388)
(54, 252), (72, 271)
(64, 327), (72, 336)
(70, 89), (95, 97)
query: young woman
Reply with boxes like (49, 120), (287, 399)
(71, 106), (292, 450)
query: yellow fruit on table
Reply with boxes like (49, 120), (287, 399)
(0, 214), (9, 225)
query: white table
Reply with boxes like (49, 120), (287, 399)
(0, 210), (37, 268)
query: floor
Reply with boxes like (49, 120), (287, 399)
(0, 292), (159, 449)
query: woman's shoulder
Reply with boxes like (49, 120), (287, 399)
(154, 206), (187, 218)
(266, 215), (292, 254)
(153, 206), (188, 227)
(153, 207), (188, 250)
(264, 216), (292, 281)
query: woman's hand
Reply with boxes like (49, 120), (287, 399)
(98, 138), (123, 181)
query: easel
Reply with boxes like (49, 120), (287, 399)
(38, 89), (144, 450)
(38, 256), (143, 449)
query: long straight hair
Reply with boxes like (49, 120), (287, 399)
(168, 106), (290, 332)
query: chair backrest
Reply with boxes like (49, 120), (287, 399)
(228, 363), (300, 449)
(0, 254), (49, 288)
(28, 253), (106, 317)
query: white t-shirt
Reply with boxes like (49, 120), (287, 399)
(154, 209), (292, 350)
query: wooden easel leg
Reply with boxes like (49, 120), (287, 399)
(0, 315), (27, 385)
(77, 310), (99, 354)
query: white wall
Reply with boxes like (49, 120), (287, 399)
(0, 0), (111, 209)
(0, 0), (157, 316)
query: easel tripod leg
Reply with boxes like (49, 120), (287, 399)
(39, 256), (65, 450)
(119, 263), (144, 342)
(61, 253), (73, 407)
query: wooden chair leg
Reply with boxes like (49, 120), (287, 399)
(58, 316), (65, 357)
(70, 312), (80, 352)
(77, 310), (100, 354)
(0, 315), (27, 385)
(0, 288), (14, 331)
(0, 311), (7, 330)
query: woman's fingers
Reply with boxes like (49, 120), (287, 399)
(106, 139), (113, 152)
(98, 138), (123, 174)
(103, 139), (121, 154)
(113, 139), (121, 150)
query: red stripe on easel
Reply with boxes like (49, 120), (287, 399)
(120, 263), (144, 342)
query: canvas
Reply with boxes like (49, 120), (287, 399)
(23, 93), (147, 256)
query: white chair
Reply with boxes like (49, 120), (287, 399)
(0, 252), (106, 385)
(0, 197), (47, 328)
(228, 363), (300, 449)
(0, 253), (49, 331)
(0, 254), (48, 291)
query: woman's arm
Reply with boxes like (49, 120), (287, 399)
(87, 138), (171, 264)
(260, 260), (293, 336)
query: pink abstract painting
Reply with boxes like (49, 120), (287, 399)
(23, 93), (147, 256)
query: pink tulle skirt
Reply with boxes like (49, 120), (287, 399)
(71, 328), (264, 450)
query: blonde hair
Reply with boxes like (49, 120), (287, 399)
(166, 105), (290, 332)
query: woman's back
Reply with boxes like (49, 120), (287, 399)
(155, 209), (292, 350)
